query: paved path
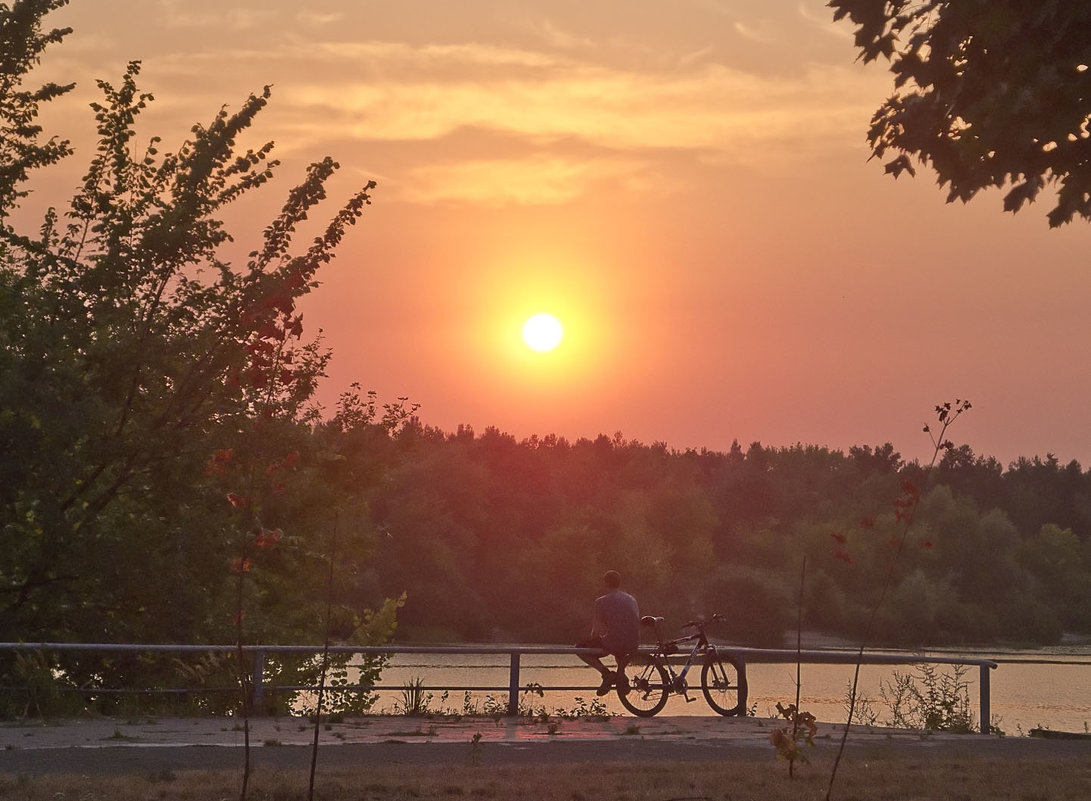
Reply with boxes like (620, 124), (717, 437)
(1, 715), (1087, 775)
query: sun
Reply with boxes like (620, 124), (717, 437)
(522, 313), (564, 352)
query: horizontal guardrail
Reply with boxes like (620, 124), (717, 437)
(0, 643), (998, 733)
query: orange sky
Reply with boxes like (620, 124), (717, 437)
(23, 0), (1091, 466)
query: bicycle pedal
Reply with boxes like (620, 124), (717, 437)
(684, 695), (695, 703)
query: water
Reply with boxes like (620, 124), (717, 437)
(370, 647), (1091, 736)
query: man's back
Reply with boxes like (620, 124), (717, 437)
(594, 589), (640, 655)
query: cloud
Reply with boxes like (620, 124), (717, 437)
(92, 32), (887, 205)
(798, 2), (853, 37)
(296, 10), (344, 28)
(277, 48), (882, 161)
(306, 40), (563, 71)
(733, 21), (778, 44)
(156, 0), (280, 31)
(532, 19), (599, 51)
(396, 155), (658, 206)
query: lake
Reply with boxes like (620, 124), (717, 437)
(371, 646), (1091, 736)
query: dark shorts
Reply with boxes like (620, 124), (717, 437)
(575, 637), (630, 661)
(575, 636), (608, 653)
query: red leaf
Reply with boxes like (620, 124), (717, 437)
(205, 449), (234, 477)
(265, 452), (300, 475)
(230, 557), (252, 573)
(254, 528), (282, 549)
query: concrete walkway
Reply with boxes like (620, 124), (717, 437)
(1, 714), (1088, 776)
(3, 713), (855, 750)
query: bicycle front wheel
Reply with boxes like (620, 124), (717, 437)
(701, 651), (747, 716)
(618, 657), (670, 717)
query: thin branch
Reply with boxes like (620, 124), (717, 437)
(309, 511), (339, 801)
(825, 400), (970, 801)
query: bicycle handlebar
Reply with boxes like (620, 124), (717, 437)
(681, 613), (723, 631)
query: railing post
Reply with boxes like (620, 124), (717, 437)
(979, 663), (991, 735)
(252, 649), (265, 714)
(507, 651), (521, 716)
(737, 658), (749, 714)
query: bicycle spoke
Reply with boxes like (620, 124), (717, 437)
(618, 658), (670, 717)
(701, 651), (747, 716)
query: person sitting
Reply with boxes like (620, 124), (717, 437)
(576, 570), (640, 696)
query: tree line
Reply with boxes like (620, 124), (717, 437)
(351, 424), (1091, 648)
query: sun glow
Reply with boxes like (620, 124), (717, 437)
(522, 313), (564, 351)
(464, 240), (625, 405)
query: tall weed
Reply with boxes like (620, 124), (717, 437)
(880, 663), (975, 733)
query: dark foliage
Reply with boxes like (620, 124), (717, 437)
(359, 424), (1091, 648)
(830, 0), (1091, 226)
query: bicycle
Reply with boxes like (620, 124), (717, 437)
(617, 614), (748, 717)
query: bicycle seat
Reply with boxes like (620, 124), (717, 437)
(641, 616), (664, 626)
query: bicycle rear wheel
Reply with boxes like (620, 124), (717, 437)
(618, 657), (670, 717)
(701, 651), (747, 716)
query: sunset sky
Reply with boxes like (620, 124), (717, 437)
(25, 0), (1091, 467)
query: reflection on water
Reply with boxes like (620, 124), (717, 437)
(368, 648), (1091, 735)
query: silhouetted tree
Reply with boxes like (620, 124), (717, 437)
(1, 2), (379, 649)
(831, 0), (1091, 226)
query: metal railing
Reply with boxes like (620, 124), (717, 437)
(0, 642), (998, 734)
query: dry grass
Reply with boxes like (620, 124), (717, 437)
(2, 752), (1090, 801)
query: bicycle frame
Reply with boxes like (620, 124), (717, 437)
(649, 622), (709, 698)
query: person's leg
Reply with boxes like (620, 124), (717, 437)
(613, 652), (631, 694)
(575, 637), (608, 671)
(576, 637), (615, 694)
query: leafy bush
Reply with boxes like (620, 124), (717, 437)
(0, 652), (84, 719)
(880, 663), (975, 733)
